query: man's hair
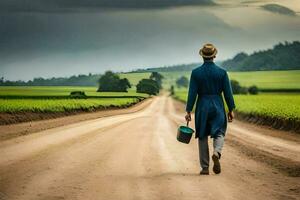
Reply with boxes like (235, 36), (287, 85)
(203, 57), (214, 61)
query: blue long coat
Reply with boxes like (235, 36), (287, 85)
(186, 61), (235, 139)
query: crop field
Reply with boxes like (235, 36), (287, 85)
(161, 70), (300, 90)
(174, 90), (300, 122)
(0, 73), (150, 115)
(0, 86), (148, 115)
(0, 98), (140, 113)
(233, 94), (300, 121)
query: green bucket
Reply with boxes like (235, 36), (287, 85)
(177, 121), (194, 144)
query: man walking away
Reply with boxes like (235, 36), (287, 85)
(185, 43), (235, 175)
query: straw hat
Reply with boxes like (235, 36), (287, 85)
(199, 43), (218, 58)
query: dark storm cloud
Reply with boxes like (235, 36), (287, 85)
(262, 4), (296, 16)
(0, 0), (215, 13)
(0, 7), (247, 80)
(0, 8), (237, 57)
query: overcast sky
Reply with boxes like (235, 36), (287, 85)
(0, 0), (299, 81)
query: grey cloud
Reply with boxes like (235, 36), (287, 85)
(0, 8), (248, 80)
(0, 0), (215, 13)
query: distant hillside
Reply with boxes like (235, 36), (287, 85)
(132, 63), (200, 73)
(137, 41), (300, 73)
(131, 61), (224, 73)
(0, 74), (101, 86)
(221, 41), (300, 71)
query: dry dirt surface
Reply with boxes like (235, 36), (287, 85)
(0, 94), (299, 200)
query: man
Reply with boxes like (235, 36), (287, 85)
(185, 43), (235, 175)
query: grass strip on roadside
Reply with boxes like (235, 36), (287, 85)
(0, 98), (141, 113)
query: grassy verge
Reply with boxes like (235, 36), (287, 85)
(174, 90), (300, 132)
(0, 98), (141, 113)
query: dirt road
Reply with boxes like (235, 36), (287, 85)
(0, 95), (299, 200)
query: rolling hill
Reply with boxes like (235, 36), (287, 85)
(221, 41), (300, 71)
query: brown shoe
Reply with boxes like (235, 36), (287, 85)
(200, 168), (209, 175)
(212, 152), (221, 174)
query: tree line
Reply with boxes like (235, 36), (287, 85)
(0, 74), (101, 86)
(221, 41), (300, 71)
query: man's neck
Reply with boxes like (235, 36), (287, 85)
(204, 60), (214, 63)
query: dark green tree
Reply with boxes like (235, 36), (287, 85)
(136, 79), (159, 95)
(119, 78), (131, 91)
(150, 72), (164, 89)
(176, 76), (189, 88)
(97, 71), (131, 92)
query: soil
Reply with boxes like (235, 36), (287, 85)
(236, 112), (300, 133)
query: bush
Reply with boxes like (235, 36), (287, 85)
(176, 76), (189, 88)
(248, 85), (259, 95)
(170, 85), (175, 95)
(150, 72), (164, 89)
(70, 91), (87, 99)
(98, 71), (131, 92)
(136, 79), (159, 95)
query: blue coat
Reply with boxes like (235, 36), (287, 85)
(186, 61), (235, 139)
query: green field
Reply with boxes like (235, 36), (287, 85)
(0, 86), (148, 97)
(0, 72), (151, 114)
(174, 90), (300, 122)
(120, 72), (151, 86)
(228, 70), (300, 89)
(0, 98), (139, 113)
(161, 70), (300, 90)
(233, 94), (300, 121)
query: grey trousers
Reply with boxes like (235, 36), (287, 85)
(198, 134), (224, 169)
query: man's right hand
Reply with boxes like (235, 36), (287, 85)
(185, 112), (192, 122)
(228, 111), (234, 122)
